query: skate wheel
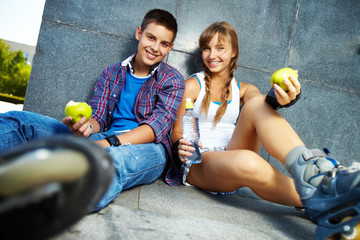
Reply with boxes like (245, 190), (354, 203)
(327, 218), (360, 240)
(339, 217), (360, 240)
(0, 149), (89, 196)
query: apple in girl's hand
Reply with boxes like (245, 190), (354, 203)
(65, 100), (92, 123)
(270, 68), (298, 91)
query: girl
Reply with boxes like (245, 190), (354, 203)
(171, 21), (360, 221)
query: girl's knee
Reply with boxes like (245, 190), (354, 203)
(233, 150), (269, 184)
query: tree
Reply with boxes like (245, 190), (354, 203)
(0, 39), (31, 97)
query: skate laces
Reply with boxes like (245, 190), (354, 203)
(347, 162), (360, 173)
(303, 148), (340, 187)
(319, 163), (360, 196)
(313, 154), (360, 195)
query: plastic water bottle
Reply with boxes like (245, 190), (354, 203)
(182, 98), (201, 164)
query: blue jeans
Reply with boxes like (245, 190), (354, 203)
(0, 111), (167, 211)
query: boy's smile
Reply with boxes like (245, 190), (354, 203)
(134, 23), (174, 76)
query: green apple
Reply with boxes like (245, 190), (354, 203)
(270, 68), (298, 91)
(65, 100), (92, 123)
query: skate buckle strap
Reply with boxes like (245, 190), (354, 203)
(320, 166), (342, 195)
(303, 148), (339, 166)
(302, 149), (326, 161)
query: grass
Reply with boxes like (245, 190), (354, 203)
(0, 93), (24, 104)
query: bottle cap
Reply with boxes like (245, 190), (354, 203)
(185, 98), (193, 109)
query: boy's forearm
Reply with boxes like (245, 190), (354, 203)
(88, 118), (101, 134)
(117, 124), (155, 145)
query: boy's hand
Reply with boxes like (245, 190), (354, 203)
(62, 116), (91, 137)
(274, 70), (301, 106)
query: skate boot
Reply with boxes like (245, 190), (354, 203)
(0, 135), (114, 240)
(286, 146), (360, 240)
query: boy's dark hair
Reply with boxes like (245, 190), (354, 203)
(141, 9), (178, 41)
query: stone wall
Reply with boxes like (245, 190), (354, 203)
(24, 0), (360, 168)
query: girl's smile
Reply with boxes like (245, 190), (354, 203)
(202, 33), (235, 76)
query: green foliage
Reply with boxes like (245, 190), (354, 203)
(0, 39), (31, 97)
(0, 93), (24, 104)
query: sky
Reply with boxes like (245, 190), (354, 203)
(0, 0), (46, 46)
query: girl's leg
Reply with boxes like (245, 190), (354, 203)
(223, 96), (360, 227)
(227, 95), (304, 164)
(186, 150), (302, 207)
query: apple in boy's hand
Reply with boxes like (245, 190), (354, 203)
(65, 100), (92, 124)
(270, 68), (298, 91)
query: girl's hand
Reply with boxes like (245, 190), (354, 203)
(62, 116), (91, 137)
(177, 139), (202, 163)
(274, 70), (301, 106)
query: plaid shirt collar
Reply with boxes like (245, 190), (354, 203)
(123, 53), (160, 77)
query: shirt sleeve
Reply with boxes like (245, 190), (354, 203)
(140, 70), (185, 143)
(88, 67), (111, 132)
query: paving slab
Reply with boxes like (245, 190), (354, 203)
(52, 180), (316, 240)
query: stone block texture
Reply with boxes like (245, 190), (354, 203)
(25, 0), (360, 167)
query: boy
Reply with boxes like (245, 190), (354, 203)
(0, 9), (184, 239)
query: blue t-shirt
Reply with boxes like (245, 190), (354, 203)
(110, 69), (150, 131)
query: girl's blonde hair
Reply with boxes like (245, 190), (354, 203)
(199, 22), (239, 126)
